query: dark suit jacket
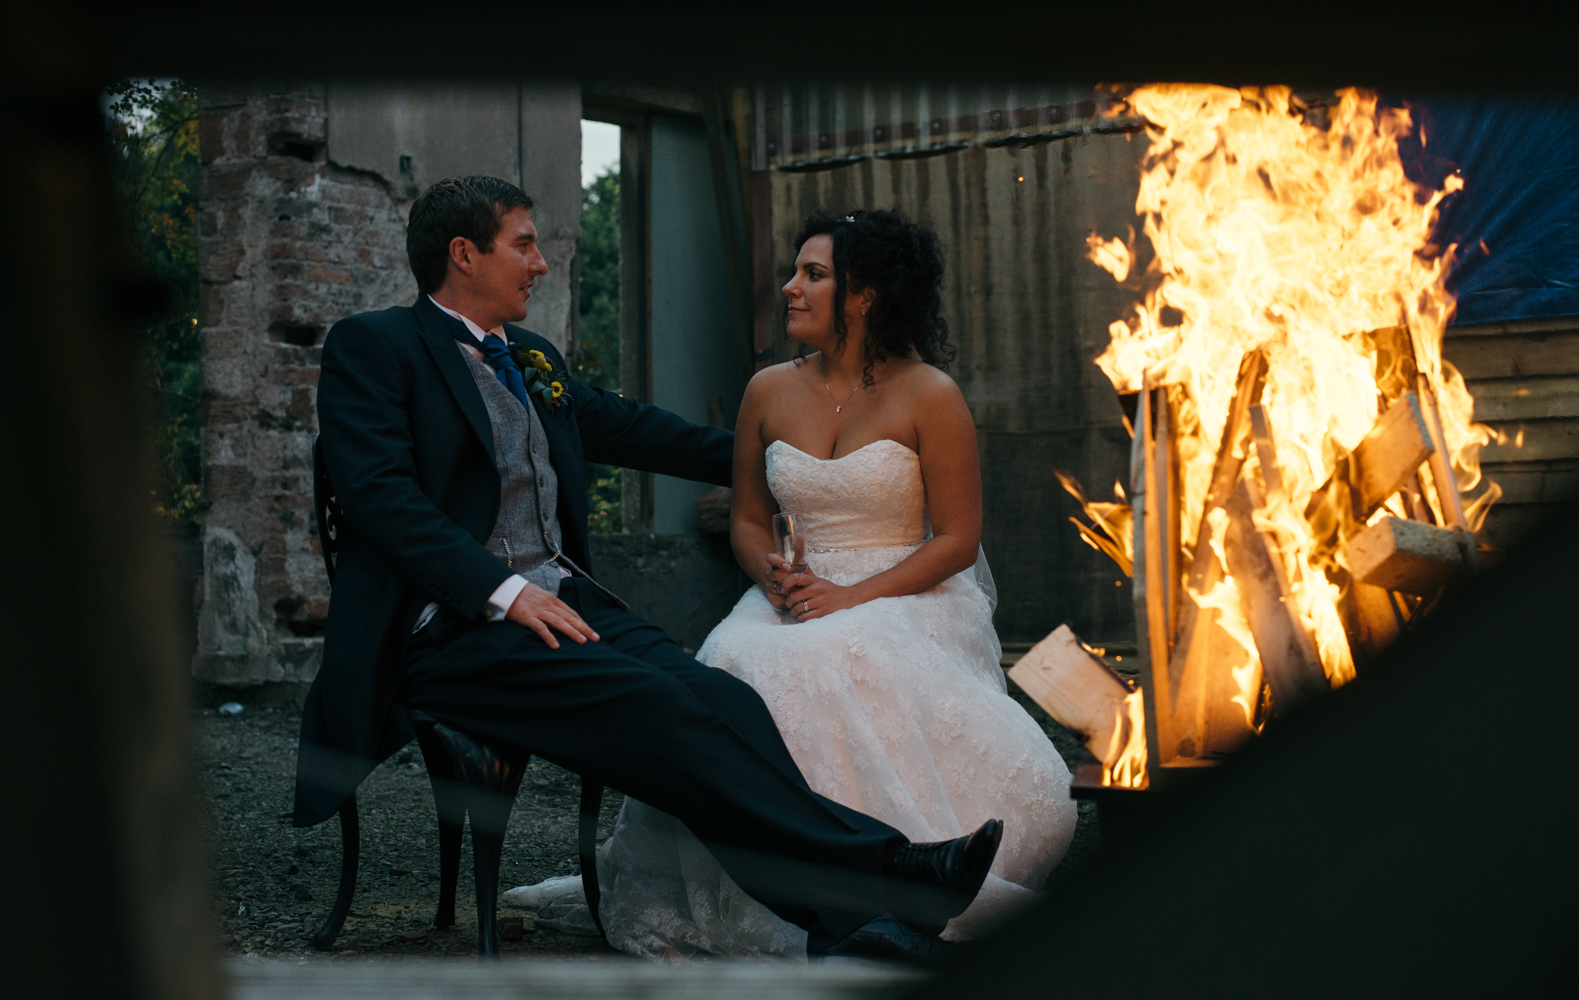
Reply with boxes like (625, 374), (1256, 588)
(293, 295), (732, 827)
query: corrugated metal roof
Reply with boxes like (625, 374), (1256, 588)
(753, 83), (1144, 171)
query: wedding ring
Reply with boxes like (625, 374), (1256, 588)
(802, 600), (810, 613)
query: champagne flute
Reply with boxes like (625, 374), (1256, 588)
(772, 512), (808, 596)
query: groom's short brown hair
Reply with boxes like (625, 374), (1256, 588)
(406, 176), (534, 294)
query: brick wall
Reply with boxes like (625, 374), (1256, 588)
(194, 82), (415, 684)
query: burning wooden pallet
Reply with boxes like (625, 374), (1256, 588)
(1015, 85), (1500, 800)
(1017, 328), (1483, 790)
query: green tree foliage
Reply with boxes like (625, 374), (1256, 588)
(105, 79), (202, 525)
(576, 168), (620, 391)
(578, 165), (623, 533)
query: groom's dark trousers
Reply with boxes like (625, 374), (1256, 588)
(294, 297), (904, 949)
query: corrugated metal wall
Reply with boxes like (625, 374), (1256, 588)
(767, 132), (1149, 646)
(755, 82), (1141, 171)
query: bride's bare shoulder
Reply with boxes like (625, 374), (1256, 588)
(744, 357), (817, 402)
(889, 358), (963, 401)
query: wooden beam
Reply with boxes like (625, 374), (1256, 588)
(1349, 392), (1435, 519)
(1305, 392), (1436, 565)
(1167, 508), (1259, 758)
(1166, 350), (1268, 761)
(1340, 576), (1404, 669)
(1461, 375), (1579, 422)
(1441, 330), (1579, 381)
(1417, 374), (1480, 574)
(1008, 625), (1133, 765)
(1157, 387), (1181, 648)
(1223, 479), (1330, 715)
(1347, 516), (1467, 596)
(1134, 385), (1178, 771)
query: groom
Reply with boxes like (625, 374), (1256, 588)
(292, 175), (1001, 956)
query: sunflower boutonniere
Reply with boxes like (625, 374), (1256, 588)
(513, 346), (567, 412)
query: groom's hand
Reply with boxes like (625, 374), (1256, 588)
(506, 583), (600, 649)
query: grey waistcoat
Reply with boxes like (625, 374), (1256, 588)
(459, 344), (565, 596)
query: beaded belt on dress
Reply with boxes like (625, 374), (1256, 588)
(806, 540), (923, 554)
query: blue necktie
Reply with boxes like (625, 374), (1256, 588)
(475, 333), (533, 412)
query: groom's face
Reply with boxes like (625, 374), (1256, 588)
(470, 206), (549, 325)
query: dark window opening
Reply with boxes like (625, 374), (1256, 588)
(268, 321), (325, 347)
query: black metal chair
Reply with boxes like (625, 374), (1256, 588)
(307, 436), (604, 956)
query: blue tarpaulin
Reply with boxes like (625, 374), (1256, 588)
(1396, 95), (1579, 326)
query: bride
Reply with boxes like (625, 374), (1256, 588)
(508, 208), (1076, 957)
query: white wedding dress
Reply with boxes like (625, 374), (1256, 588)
(507, 439), (1077, 958)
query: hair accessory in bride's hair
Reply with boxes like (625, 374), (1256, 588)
(843, 215), (855, 222)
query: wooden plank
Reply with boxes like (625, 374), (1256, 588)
(1304, 391), (1435, 554)
(1464, 375), (1579, 422)
(1008, 625), (1133, 765)
(1249, 404), (1283, 496)
(1441, 331), (1579, 381)
(1223, 479), (1329, 715)
(1350, 393), (1435, 517)
(1129, 386), (1162, 779)
(1418, 377), (1471, 530)
(1417, 375), (1479, 574)
(1475, 463), (1579, 505)
(1347, 516), (1467, 596)
(1444, 316), (1579, 339)
(1136, 385), (1178, 770)
(1477, 418), (1579, 464)
(1168, 509), (1259, 758)
(1203, 350), (1271, 515)
(1157, 387), (1181, 650)
(1341, 577), (1404, 668)
(1167, 350), (1268, 762)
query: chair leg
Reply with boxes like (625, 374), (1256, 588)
(414, 725), (464, 930)
(472, 825), (506, 957)
(578, 779), (606, 936)
(310, 795), (359, 950)
(430, 723), (529, 958)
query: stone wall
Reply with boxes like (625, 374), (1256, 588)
(195, 83), (416, 684)
(193, 81), (593, 686)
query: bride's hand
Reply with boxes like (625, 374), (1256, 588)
(782, 568), (860, 622)
(763, 553), (793, 610)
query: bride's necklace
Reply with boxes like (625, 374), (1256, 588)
(824, 379), (861, 413)
(820, 361), (862, 413)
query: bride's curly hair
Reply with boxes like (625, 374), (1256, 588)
(790, 208), (955, 386)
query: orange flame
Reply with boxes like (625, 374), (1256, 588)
(1086, 85), (1497, 693)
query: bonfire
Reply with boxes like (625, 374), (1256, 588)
(1011, 85), (1499, 789)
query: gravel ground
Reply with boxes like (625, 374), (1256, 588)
(196, 701), (627, 961)
(196, 675), (1103, 962)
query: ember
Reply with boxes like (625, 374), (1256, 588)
(1054, 85), (1500, 785)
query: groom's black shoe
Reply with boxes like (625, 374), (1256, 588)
(883, 818), (1003, 927)
(817, 913), (956, 961)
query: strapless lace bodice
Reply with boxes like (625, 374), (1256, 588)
(766, 439), (925, 552)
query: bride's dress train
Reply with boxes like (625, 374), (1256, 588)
(506, 439), (1077, 957)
